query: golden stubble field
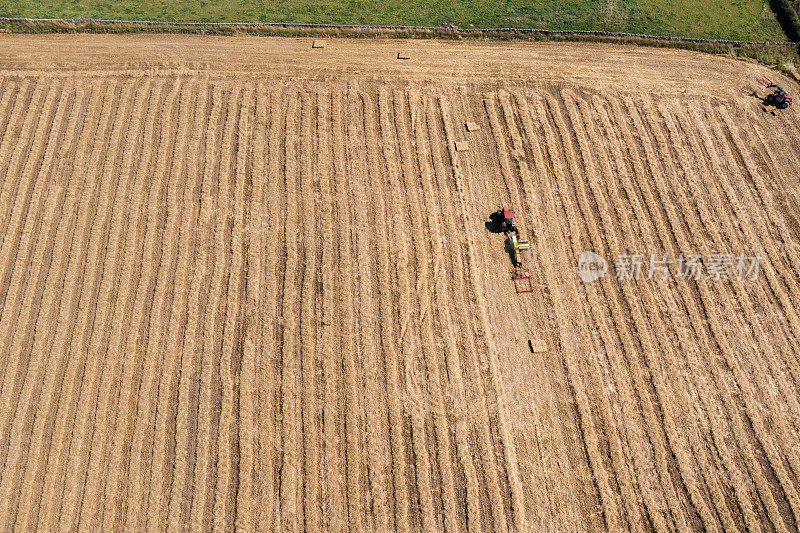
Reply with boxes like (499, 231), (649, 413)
(0, 35), (799, 532)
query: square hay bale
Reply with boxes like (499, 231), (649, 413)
(465, 121), (480, 132)
(312, 40), (326, 49)
(397, 51), (411, 60)
(529, 339), (548, 353)
(455, 140), (470, 152)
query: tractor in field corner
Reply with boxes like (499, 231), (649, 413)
(492, 207), (534, 293)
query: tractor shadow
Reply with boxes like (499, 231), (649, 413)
(503, 238), (521, 267)
(484, 210), (505, 234)
(745, 88), (781, 115)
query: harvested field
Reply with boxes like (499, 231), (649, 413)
(0, 35), (799, 531)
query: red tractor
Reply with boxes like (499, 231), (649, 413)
(768, 84), (793, 109)
(758, 76), (794, 109)
(493, 207), (533, 293)
(496, 207), (518, 234)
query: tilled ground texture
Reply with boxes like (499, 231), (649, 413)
(0, 35), (799, 532)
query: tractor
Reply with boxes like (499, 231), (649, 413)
(493, 207), (534, 293)
(495, 207), (518, 234)
(758, 75), (794, 109)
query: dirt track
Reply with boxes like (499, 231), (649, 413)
(0, 35), (799, 531)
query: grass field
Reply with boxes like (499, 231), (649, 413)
(0, 0), (790, 41)
(0, 35), (799, 531)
